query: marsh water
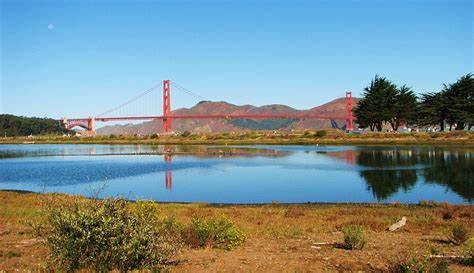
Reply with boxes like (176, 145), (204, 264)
(0, 144), (472, 204)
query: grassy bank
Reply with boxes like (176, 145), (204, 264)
(1, 130), (474, 146)
(0, 191), (472, 271)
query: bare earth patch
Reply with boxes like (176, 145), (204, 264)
(0, 191), (472, 272)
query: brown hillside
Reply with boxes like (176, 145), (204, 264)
(96, 97), (359, 135)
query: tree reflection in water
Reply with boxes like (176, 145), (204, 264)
(357, 149), (418, 201)
(420, 149), (473, 202)
(355, 148), (473, 202)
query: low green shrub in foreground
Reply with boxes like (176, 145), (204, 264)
(43, 197), (182, 272)
(446, 222), (470, 245)
(388, 254), (449, 273)
(314, 130), (327, 138)
(184, 215), (246, 250)
(464, 239), (474, 265)
(342, 225), (367, 250)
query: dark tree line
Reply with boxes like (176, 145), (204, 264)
(0, 114), (69, 136)
(354, 74), (473, 131)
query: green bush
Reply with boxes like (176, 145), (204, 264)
(181, 131), (191, 137)
(418, 200), (441, 208)
(342, 225), (367, 250)
(446, 222), (470, 245)
(430, 132), (443, 139)
(388, 254), (449, 273)
(303, 130), (312, 137)
(314, 130), (327, 138)
(184, 215), (245, 250)
(5, 251), (21, 258)
(43, 197), (181, 272)
(464, 239), (474, 265)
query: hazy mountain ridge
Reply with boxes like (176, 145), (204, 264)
(96, 97), (359, 135)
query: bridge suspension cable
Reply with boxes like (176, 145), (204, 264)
(94, 82), (163, 118)
(60, 78), (354, 133)
(170, 81), (209, 101)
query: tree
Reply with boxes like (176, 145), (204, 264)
(418, 92), (448, 131)
(0, 114), (69, 136)
(418, 74), (473, 131)
(389, 85), (418, 131)
(443, 74), (474, 130)
(354, 75), (398, 131)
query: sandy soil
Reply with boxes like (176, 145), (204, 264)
(0, 191), (472, 272)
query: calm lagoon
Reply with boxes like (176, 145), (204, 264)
(0, 144), (472, 204)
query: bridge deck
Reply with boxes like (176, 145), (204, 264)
(65, 114), (349, 123)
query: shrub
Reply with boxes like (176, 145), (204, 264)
(418, 200), (441, 208)
(184, 215), (245, 250)
(442, 210), (453, 220)
(464, 239), (474, 265)
(446, 222), (470, 245)
(43, 197), (181, 272)
(430, 132), (443, 139)
(181, 131), (191, 137)
(342, 225), (367, 250)
(5, 251), (21, 258)
(314, 130), (327, 138)
(388, 254), (449, 273)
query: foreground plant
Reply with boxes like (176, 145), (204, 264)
(184, 215), (246, 250)
(42, 197), (181, 272)
(464, 239), (474, 266)
(446, 222), (470, 245)
(342, 225), (367, 250)
(388, 253), (449, 273)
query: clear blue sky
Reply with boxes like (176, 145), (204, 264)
(1, 0), (472, 119)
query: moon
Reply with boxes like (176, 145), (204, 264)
(47, 24), (55, 30)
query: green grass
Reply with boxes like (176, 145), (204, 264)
(4, 251), (21, 258)
(2, 130), (474, 146)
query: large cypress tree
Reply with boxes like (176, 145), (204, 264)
(418, 74), (473, 131)
(443, 74), (473, 130)
(418, 92), (448, 131)
(354, 75), (401, 131)
(389, 85), (418, 131)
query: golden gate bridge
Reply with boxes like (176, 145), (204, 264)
(60, 80), (355, 133)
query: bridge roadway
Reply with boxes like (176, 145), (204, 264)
(65, 114), (348, 124)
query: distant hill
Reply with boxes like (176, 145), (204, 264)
(96, 97), (359, 135)
(0, 114), (69, 136)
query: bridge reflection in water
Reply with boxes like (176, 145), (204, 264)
(154, 146), (471, 202)
(164, 154), (173, 190)
(164, 145), (173, 190)
(0, 145), (471, 203)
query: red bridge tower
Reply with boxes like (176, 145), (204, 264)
(163, 80), (172, 133)
(345, 91), (354, 131)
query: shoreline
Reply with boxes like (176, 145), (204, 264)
(0, 189), (470, 206)
(1, 138), (474, 147)
(1, 130), (473, 146)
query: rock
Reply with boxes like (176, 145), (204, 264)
(388, 216), (407, 231)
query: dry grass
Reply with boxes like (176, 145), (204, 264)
(0, 191), (473, 271)
(3, 130), (474, 146)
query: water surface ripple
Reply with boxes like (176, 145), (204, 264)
(0, 144), (472, 204)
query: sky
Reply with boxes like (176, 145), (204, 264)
(0, 0), (472, 120)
